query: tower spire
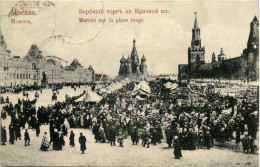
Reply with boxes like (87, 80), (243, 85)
(188, 12), (204, 65)
(247, 16), (259, 50)
(194, 12), (199, 29)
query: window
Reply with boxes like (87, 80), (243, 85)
(17, 74), (19, 79)
(29, 74), (31, 79)
(32, 63), (37, 70)
(20, 74), (22, 79)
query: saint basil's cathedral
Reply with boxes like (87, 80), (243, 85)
(118, 39), (148, 80)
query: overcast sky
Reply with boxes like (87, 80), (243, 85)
(1, 1), (259, 76)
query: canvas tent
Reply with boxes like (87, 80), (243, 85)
(132, 81), (151, 100)
(164, 82), (178, 90)
(75, 90), (102, 103)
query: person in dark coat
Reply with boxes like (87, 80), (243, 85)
(49, 123), (55, 144)
(165, 126), (173, 148)
(9, 124), (15, 144)
(6, 96), (9, 103)
(110, 125), (116, 146)
(151, 129), (157, 146)
(59, 134), (65, 150)
(1, 126), (7, 145)
(204, 131), (211, 150)
(131, 126), (139, 145)
(248, 113), (258, 140)
(104, 123), (111, 143)
(93, 123), (100, 142)
(173, 136), (182, 159)
(35, 121), (41, 137)
(235, 126), (241, 144)
(1, 110), (6, 120)
(53, 129), (59, 150)
(69, 130), (75, 147)
(197, 129), (204, 149)
(24, 129), (30, 146)
(156, 125), (163, 143)
(61, 124), (67, 136)
(188, 130), (197, 150)
(79, 133), (87, 154)
(14, 123), (21, 141)
(117, 128), (124, 147)
(142, 130), (150, 148)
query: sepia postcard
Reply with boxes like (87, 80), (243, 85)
(0, 0), (259, 166)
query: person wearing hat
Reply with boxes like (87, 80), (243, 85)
(156, 124), (163, 144)
(104, 123), (111, 143)
(117, 128), (124, 147)
(9, 123), (15, 144)
(53, 129), (59, 150)
(69, 130), (75, 147)
(109, 125), (117, 146)
(58, 133), (65, 150)
(165, 125), (173, 148)
(197, 129), (204, 149)
(98, 125), (106, 143)
(204, 131), (211, 150)
(49, 123), (55, 144)
(24, 129), (30, 146)
(131, 126), (139, 145)
(173, 136), (182, 159)
(1, 126), (7, 145)
(14, 123), (21, 141)
(79, 132), (87, 154)
(92, 123), (100, 142)
(151, 128), (158, 146)
(142, 129), (150, 148)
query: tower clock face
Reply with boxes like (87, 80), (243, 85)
(195, 40), (200, 46)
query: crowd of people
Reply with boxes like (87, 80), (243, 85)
(0, 79), (259, 158)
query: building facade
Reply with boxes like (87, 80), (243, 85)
(64, 59), (94, 84)
(0, 26), (95, 87)
(179, 14), (259, 83)
(118, 39), (148, 80)
(95, 73), (110, 83)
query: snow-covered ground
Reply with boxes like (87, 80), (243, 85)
(1, 86), (91, 109)
(0, 87), (259, 166)
(0, 122), (258, 166)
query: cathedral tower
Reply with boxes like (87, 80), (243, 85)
(118, 56), (126, 76)
(131, 39), (140, 74)
(140, 54), (147, 75)
(212, 52), (216, 62)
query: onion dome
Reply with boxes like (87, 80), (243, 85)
(127, 56), (132, 63)
(120, 56), (126, 63)
(141, 54), (146, 61)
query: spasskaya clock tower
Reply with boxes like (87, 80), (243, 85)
(188, 12), (205, 65)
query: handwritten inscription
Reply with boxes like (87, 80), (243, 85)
(9, 10), (37, 16)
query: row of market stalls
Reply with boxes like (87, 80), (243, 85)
(75, 78), (132, 103)
(75, 90), (102, 103)
(190, 80), (258, 103)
